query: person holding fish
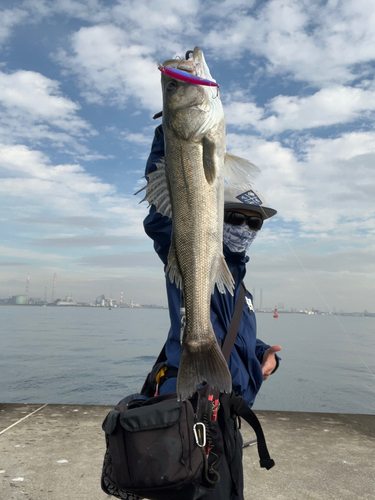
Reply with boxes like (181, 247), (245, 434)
(142, 124), (282, 404)
(138, 47), (281, 500)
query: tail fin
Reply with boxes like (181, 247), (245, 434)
(177, 337), (232, 401)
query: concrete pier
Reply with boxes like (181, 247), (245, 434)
(0, 403), (374, 499)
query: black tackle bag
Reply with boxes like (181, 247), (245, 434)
(101, 285), (274, 499)
(101, 385), (274, 500)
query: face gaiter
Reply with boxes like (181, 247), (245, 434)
(223, 222), (258, 254)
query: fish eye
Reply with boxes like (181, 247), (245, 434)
(166, 80), (178, 91)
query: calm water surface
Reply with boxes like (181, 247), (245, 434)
(1, 306), (374, 414)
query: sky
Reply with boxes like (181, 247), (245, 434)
(0, 0), (374, 312)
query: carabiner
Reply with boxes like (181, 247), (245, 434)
(193, 422), (206, 448)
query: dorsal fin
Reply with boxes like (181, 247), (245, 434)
(224, 152), (260, 188)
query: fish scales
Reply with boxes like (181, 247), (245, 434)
(167, 134), (222, 331)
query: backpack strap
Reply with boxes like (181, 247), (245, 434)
(222, 392), (275, 470)
(220, 285), (275, 470)
(221, 283), (246, 362)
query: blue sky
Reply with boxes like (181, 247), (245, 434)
(0, 0), (374, 311)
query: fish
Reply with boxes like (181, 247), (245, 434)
(138, 47), (259, 400)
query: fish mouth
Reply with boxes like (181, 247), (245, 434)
(162, 46), (214, 82)
(163, 59), (195, 73)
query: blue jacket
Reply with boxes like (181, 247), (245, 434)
(143, 125), (274, 407)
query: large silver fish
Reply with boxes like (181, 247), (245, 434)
(139, 47), (258, 400)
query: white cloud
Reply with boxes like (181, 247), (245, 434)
(305, 130), (375, 164)
(51, 0), (205, 111)
(0, 69), (93, 150)
(263, 86), (375, 132)
(22, 0), (108, 22)
(302, 132), (375, 224)
(0, 244), (68, 262)
(0, 144), (111, 194)
(121, 130), (154, 146)
(226, 130), (375, 237)
(0, 70), (78, 121)
(24, 0), (200, 31)
(5, 0), (375, 92)
(112, 0), (200, 31)
(226, 133), (305, 219)
(224, 100), (264, 130)
(204, 0), (257, 17)
(0, 8), (27, 47)
(0, 141), (150, 281)
(205, 0), (375, 86)
(225, 85), (375, 134)
(245, 245), (375, 311)
(56, 24), (162, 111)
(0, 0), (374, 311)
(0, 144), (146, 228)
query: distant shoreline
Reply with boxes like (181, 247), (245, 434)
(0, 303), (168, 310)
(0, 303), (373, 317)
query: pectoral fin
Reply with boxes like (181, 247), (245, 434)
(202, 136), (216, 185)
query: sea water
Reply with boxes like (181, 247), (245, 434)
(0, 306), (374, 414)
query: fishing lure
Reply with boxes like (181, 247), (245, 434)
(158, 65), (219, 87)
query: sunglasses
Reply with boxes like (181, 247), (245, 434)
(224, 211), (263, 231)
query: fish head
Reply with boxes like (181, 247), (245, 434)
(161, 46), (224, 141)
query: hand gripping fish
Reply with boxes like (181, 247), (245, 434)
(137, 47), (259, 400)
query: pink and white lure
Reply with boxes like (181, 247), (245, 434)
(158, 65), (219, 87)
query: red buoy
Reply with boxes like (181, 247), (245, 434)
(273, 306), (279, 318)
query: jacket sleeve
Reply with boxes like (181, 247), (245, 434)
(255, 338), (281, 373)
(143, 125), (172, 266)
(255, 338), (269, 361)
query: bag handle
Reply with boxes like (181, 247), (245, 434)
(221, 283), (246, 362)
(221, 392), (275, 470)
(234, 397), (275, 470)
